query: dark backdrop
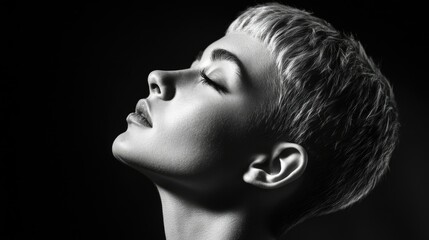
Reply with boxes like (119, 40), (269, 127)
(3, 0), (428, 239)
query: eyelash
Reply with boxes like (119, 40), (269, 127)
(199, 69), (227, 94)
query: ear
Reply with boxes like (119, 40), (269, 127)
(243, 143), (307, 189)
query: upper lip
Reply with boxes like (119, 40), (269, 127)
(135, 99), (153, 127)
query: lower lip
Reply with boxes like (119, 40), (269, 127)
(126, 112), (152, 128)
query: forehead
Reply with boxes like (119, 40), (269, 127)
(204, 32), (277, 98)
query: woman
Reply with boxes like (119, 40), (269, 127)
(112, 2), (399, 239)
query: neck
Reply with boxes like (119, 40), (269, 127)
(154, 185), (276, 240)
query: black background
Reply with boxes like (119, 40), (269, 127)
(3, 0), (429, 239)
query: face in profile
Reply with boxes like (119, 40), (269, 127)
(112, 32), (276, 196)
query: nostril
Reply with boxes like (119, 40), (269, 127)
(150, 83), (161, 94)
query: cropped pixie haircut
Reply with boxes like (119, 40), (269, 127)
(227, 2), (400, 234)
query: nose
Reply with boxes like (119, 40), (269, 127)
(147, 70), (175, 100)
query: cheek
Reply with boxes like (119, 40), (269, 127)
(113, 95), (256, 190)
(159, 100), (243, 174)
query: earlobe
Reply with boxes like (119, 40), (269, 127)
(243, 143), (307, 189)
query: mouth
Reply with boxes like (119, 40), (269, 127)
(127, 99), (153, 128)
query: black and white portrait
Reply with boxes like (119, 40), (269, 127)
(4, 1), (428, 239)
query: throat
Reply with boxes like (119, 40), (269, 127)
(154, 185), (275, 240)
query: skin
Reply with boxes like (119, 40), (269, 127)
(112, 32), (303, 240)
(113, 32), (277, 197)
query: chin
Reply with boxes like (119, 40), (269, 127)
(112, 131), (130, 164)
(111, 131), (158, 174)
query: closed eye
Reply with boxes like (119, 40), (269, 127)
(199, 69), (228, 94)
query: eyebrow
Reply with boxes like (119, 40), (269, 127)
(195, 48), (244, 80)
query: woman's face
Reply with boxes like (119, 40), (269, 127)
(112, 32), (276, 193)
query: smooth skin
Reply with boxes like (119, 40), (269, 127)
(112, 32), (307, 240)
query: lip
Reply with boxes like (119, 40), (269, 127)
(127, 99), (153, 128)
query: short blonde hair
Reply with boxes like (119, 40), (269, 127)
(227, 2), (400, 235)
